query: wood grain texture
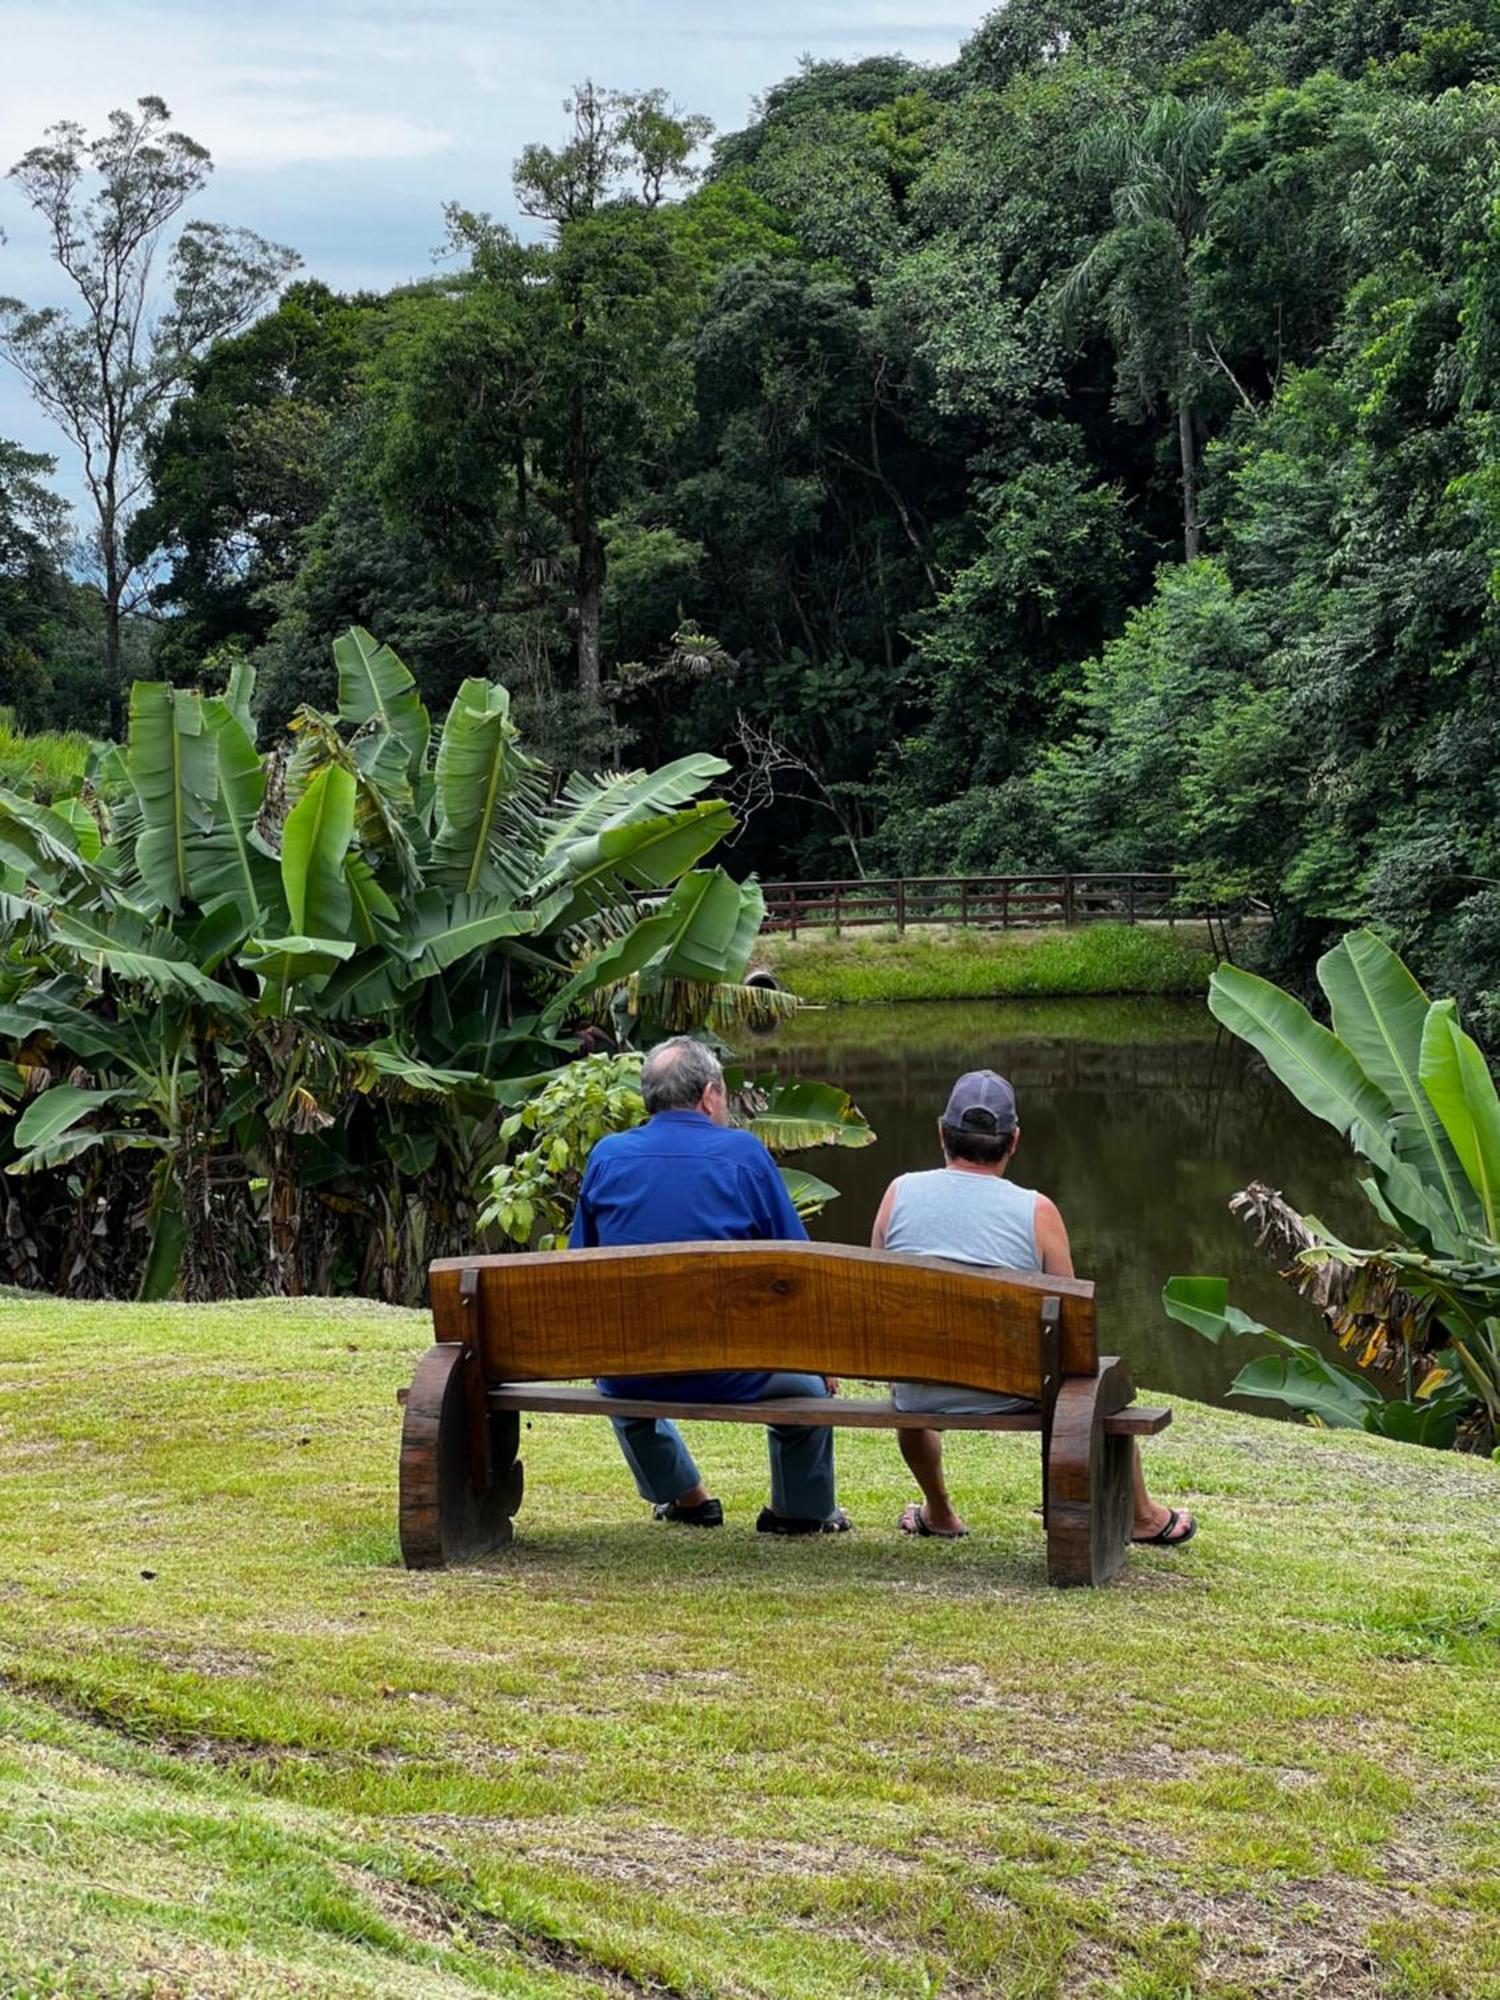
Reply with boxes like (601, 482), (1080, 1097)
(430, 1240), (1097, 1388)
(398, 1343), (523, 1570)
(1100, 1405), (1171, 1437)
(1044, 1354), (1136, 1588)
(487, 1383), (1046, 1430)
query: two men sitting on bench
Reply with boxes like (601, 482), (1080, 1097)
(571, 1035), (1193, 1549)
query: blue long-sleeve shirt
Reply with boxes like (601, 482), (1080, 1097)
(569, 1109), (807, 1399)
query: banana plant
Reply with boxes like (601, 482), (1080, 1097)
(0, 629), (813, 1304)
(1164, 929), (1500, 1454)
(479, 1052), (867, 1252)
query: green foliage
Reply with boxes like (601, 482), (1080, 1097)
(12, 2), (1500, 993)
(478, 1051), (869, 1249)
(0, 628), (777, 1302)
(0, 710), (95, 804)
(1165, 930), (1500, 1453)
(481, 1052), (649, 1250)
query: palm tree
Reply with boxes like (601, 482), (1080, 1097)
(1060, 94), (1230, 561)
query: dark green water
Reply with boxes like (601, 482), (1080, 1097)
(754, 997), (1365, 1411)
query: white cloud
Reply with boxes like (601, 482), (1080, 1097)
(0, 0), (970, 519)
(0, 2), (455, 172)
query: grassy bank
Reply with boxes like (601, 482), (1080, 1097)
(0, 708), (96, 802)
(1, 1297), (1496, 1997)
(757, 923), (1216, 1006)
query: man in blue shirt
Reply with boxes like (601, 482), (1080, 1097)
(569, 1036), (851, 1535)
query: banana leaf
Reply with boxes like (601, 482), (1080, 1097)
(545, 756), (730, 849)
(334, 626), (430, 773)
(430, 679), (546, 898)
(1162, 1274), (1282, 1341)
(728, 1072), (876, 1152)
(280, 763), (355, 940)
(779, 1166), (842, 1218)
(0, 978), (131, 1059)
(50, 908), (250, 1012)
(189, 699), (280, 918)
(240, 934), (356, 1016)
(1209, 963), (1395, 1150)
(6, 1126), (167, 1176)
(1317, 930), (1477, 1237)
(544, 870), (761, 1024)
(47, 797), (103, 864)
(222, 658), (257, 738)
(0, 788), (101, 889)
(1228, 1346), (1382, 1429)
(346, 855), (400, 949)
(546, 802), (737, 914)
(398, 890), (558, 979)
(129, 683), (218, 914)
(13, 1084), (130, 1153)
(1162, 1277), (1380, 1428)
(1418, 1000), (1500, 1240)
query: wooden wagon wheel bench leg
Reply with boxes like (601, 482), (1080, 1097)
(399, 1344), (523, 1569)
(1044, 1355), (1136, 1587)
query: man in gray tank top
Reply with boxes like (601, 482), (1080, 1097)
(871, 1070), (1196, 1548)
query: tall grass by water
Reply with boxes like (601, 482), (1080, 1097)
(759, 922), (1216, 1006)
(0, 707), (96, 801)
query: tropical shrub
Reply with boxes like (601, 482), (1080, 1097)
(1163, 929), (1500, 1455)
(0, 629), (798, 1302)
(479, 1054), (870, 1250)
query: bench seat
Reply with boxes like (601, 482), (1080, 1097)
(397, 1241), (1175, 1585)
(484, 1380), (1171, 1437)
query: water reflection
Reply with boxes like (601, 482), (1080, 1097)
(755, 998), (1365, 1411)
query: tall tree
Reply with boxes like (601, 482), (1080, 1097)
(1060, 93), (1230, 560)
(475, 83), (710, 702)
(0, 97), (298, 723)
(0, 438), (70, 720)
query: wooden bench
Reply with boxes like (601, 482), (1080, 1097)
(398, 1241), (1171, 1587)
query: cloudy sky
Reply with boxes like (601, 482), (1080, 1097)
(0, 0), (973, 517)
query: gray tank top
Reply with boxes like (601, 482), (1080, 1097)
(884, 1169), (1040, 1271)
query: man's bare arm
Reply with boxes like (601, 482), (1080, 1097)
(870, 1180), (899, 1250)
(1034, 1194), (1074, 1278)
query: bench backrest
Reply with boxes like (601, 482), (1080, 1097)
(429, 1241), (1097, 1395)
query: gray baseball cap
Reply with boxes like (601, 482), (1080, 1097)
(942, 1069), (1018, 1134)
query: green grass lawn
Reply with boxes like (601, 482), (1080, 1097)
(756, 925), (1217, 1006)
(1, 1297), (1497, 1998)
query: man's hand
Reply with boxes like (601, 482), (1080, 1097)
(824, 1376), (839, 1395)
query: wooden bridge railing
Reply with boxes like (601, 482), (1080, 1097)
(758, 873), (1207, 938)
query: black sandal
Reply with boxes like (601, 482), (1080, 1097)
(1131, 1507), (1196, 1548)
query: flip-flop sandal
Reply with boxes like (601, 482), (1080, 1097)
(899, 1500), (968, 1540)
(1131, 1508), (1197, 1548)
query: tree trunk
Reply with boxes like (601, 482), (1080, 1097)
(569, 378), (603, 702)
(102, 510), (125, 738)
(1178, 393), (1199, 563)
(575, 528), (604, 701)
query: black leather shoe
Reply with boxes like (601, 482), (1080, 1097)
(756, 1506), (853, 1536)
(652, 1497), (724, 1526)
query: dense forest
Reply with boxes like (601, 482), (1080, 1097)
(7, 0), (1500, 1019)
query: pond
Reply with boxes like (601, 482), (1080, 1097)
(755, 996), (1365, 1413)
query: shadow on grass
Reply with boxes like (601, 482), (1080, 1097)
(339, 1519), (1203, 1608)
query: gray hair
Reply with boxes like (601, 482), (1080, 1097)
(640, 1036), (723, 1114)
